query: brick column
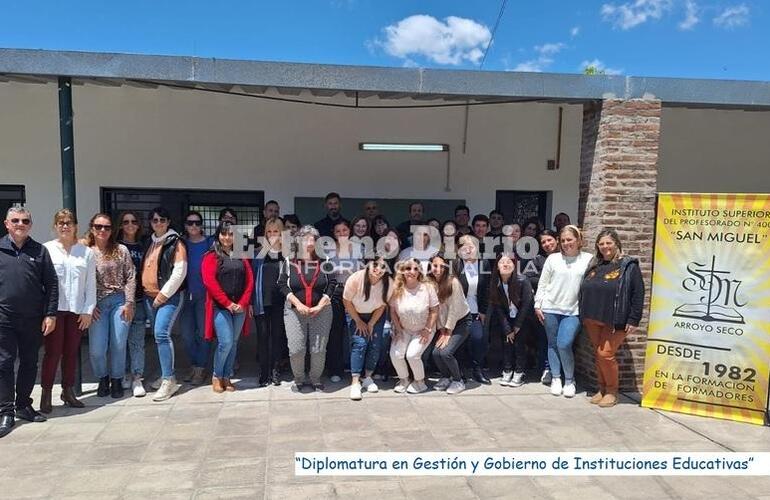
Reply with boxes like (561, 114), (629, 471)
(576, 98), (661, 391)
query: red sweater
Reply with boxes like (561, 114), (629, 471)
(201, 252), (254, 341)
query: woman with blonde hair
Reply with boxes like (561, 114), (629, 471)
(254, 217), (287, 386)
(388, 257), (439, 394)
(86, 213), (136, 399)
(579, 229), (644, 407)
(534, 225), (592, 398)
(40, 209), (96, 412)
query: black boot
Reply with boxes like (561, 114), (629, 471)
(271, 367), (281, 386)
(97, 376), (110, 397)
(111, 378), (124, 399)
(473, 368), (491, 385)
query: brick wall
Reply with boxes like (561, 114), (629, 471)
(576, 98), (661, 391)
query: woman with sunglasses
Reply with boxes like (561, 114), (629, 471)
(428, 254), (471, 395)
(40, 209), (96, 412)
(202, 223), (254, 392)
(388, 257), (439, 394)
(343, 257), (392, 400)
(180, 210), (210, 386)
(86, 213), (136, 399)
(115, 210), (148, 397)
(141, 207), (188, 402)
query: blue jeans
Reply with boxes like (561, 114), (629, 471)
(89, 292), (130, 379)
(212, 308), (245, 378)
(543, 313), (581, 383)
(145, 292), (184, 379)
(349, 313), (385, 376)
(181, 292), (208, 368)
(126, 302), (146, 376)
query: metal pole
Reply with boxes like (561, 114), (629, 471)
(58, 76), (82, 395)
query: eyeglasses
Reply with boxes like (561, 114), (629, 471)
(56, 221), (73, 227)
(93, 224), (112, 231)
(151, 217), (168, 224)
(10, 218), (31, 226)
(185, 220), (202, 226)
(121, 219), (138, 226)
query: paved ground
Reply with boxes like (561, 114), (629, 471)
(2, 367), (769, 499)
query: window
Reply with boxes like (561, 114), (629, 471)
(101, 187), (264, 237)
(0, 185), (26, 237)
(495, 190), (550, 228)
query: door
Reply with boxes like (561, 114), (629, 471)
(495, 190), (549, 227)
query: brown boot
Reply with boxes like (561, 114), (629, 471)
(598, 393), (618, 408)
(61, 387), (85, 408)
(223, 379), (236, 392)
(40, 388), (52, 414)
(212, 376), (225, 393)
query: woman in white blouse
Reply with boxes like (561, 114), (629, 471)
(388, 257), (439, 394)
(428, 254), (471, 395)
(343, 256), (392, 400)
(534, 225), (593, 398)
(40, 209), (96, 413)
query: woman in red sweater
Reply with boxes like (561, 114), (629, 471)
(201, 223), (254, 393)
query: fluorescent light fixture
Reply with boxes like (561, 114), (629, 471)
(359, 143), (448, 152)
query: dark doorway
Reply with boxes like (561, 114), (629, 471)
(495, 190), (550, 227)
(101, 187), (264, 236)
(0, 185), (26, 237)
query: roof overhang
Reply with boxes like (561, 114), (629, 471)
(1, 48), (770, 110)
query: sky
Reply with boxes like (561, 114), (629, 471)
(1, 0), (767, 81)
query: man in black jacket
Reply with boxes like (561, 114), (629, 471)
(0, 207), (58, 438)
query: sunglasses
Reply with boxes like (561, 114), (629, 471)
(185, 220), (202, 226)
(121, 219), (138, 226)
(151, 217), (168, 224)
(56, 220), (74, 227)
(402, 266), (420, 272)
(371, 262), (387, 270)
(10, 218), (31, 225)
(93, 224), (112, 231)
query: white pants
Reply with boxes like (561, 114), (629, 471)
(390, 330), (434, 381)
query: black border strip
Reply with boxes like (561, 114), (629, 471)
(650, 338), (731, 352)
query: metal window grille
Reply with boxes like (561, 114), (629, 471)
(0, 184), (26, 237)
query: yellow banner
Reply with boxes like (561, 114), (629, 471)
(642, 193), (770, 425)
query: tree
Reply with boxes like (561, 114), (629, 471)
(583, 65), (606, 75)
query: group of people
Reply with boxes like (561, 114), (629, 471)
(0, 192), (644, 438)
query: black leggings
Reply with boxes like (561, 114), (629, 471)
(432, 314), (472, 382)
(256, 305), (285, 382)
(501, 316), (528, 373)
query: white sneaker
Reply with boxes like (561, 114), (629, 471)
(511, 371), (526, 387)
(330, 375), (342, 383)
(132, 377), (146, 398)
(361, 377), (378, 393)
(541, 369), (552, 385)
(407, 381), (428, 394)
(394, 379), (410, 394)
(349, 383), (362, 400)
(500, 371), (513, 387)
(446, 380), (465, 395)
(433, 377), (451, 391)
(563, 382), (576, 398)
(150, 377), (163, 391)
(122, 374), (132, 390)
(550, 378), (563, 396)
(152, 378), (180, 402)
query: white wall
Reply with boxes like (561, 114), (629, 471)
(0, 82), (62, 241)
(658, 107), (770, 193)
(1, 80), (585, 240)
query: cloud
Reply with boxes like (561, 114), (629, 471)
(678, 0), (700, 30)
(580, 59), (624, 75)
(510, 42), (565, 72)
(713, 4), (749, 28)
(570, 26), (580, 37)
(376, 15), (491, 65)
(512, 58), (554, 72)
(535, 42), (566, 55)
(601, 0), (673, 29)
